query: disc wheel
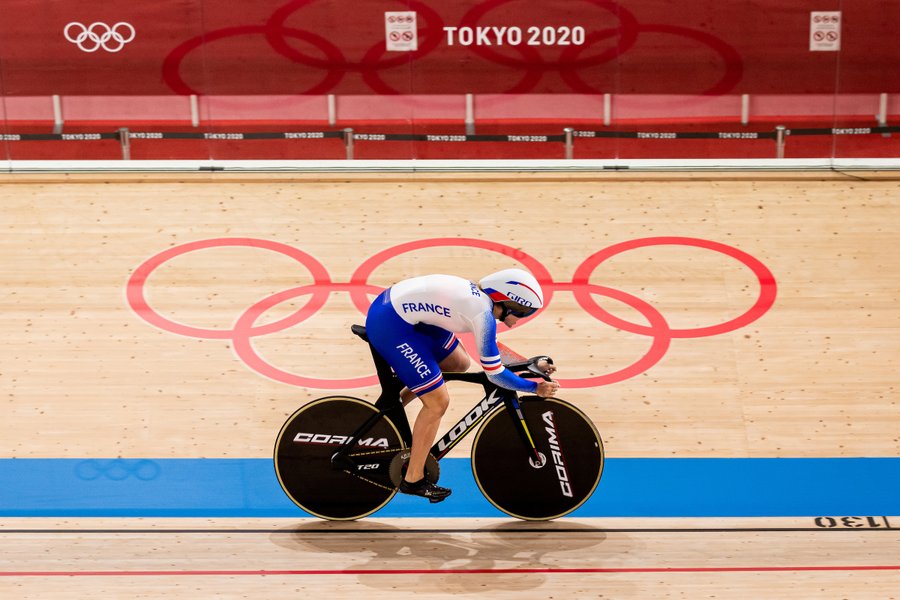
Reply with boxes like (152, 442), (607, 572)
(274, 396), (404, 520)
(471, 397), (604, 520)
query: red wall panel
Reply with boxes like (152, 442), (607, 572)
(1, 0), (897, 97)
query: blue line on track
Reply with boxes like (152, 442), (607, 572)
(1, 458), (898, 518)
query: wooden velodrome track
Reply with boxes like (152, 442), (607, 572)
(1, 169), (898, 598)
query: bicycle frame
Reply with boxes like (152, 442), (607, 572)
(430, 370), (536, 461)
(331, 325), (551, 469)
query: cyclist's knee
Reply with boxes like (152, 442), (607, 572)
(420, 387), (450, 415)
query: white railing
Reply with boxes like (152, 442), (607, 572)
(1, 93), (895, 130)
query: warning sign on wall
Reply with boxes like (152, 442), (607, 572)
(385, 11), (418, 52)
(810, 11), (841, 51)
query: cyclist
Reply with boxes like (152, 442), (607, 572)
(364, 267), (560, 502)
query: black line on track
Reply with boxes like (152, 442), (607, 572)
(2, 526), (898, 535)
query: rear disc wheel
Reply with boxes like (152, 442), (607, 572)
(274, 396), (404, 520)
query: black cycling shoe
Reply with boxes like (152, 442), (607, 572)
(399, 478), (452, 503)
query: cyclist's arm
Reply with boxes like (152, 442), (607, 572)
(471, 311), (538, 394)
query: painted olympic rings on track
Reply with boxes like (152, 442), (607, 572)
(126, 236), (776, 390)
(161, 0), (743, 96)
(74, 459), (161, 481)
(572, 237), (776, 338)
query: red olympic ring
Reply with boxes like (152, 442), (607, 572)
(232, 284), (382, 389)
(126, 238), (332, 339)
(126, 236), (775, 390)
(360, 20), (545, 95)
(346, 237), (554, 316)
(162, 0), (743, 96)
(571, 237), (776, 338)
(162, 24), (346, 96)
(267, 0), (446, 72)
(163, 0), (446, 97)
(562, 283), (672, 388)
(558, 24), (744, 96)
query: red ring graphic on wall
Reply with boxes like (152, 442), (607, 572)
(162, 24), (346, 97)
(161, 0), (743, 96)
(360, 23), (546, 95)
(558, 24), (744, 96)
(266, 0), (446, 71)
(126, 236), (775, 389)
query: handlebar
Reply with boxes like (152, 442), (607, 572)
(505, 356), (555, 381)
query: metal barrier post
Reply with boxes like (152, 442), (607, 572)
(343, 127), (354, 160)
(775, 125), (786, 159)
(564, 127), (574, 159)
(877, 93), (891, 139)
(190, 95), (200, 128)
(602, 93), (612, 126)
(327, 94), (337, 126)
(52, 95), (64, 134)
(117, 127), (131, 160)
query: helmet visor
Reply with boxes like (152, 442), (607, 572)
(502, 301), (538, 318)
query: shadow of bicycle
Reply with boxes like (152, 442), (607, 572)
(270, 519), (616, 594)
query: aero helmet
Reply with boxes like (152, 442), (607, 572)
(479, 268), (544, 318)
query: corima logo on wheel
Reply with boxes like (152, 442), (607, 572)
(293, 433), (389, 447)
(543, 410), (573, 498)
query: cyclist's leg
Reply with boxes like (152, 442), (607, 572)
(438, 343), (471, 372)
(366, 304), (446, 402)
(405, 383), (450, 483)
(395, 324), (467, 404)
(398, 328), (459, 500)
(398, 380), (452, 501)
(400, 344), (469, 405)
(366, 305), (453, 500)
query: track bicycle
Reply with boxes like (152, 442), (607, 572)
(274, 325), (605, 520)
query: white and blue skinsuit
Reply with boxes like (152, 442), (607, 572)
(365, 274), (539, 397)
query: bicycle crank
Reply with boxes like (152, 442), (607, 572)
(389, 450), (441, 487)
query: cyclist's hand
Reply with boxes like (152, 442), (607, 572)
(536, 358), (556, 376)
(536, 380), (560, 398)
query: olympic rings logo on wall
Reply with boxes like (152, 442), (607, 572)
(126, 236), (776, 390)
(64, 22), (136, 53)
(162, 0), (742, 96)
